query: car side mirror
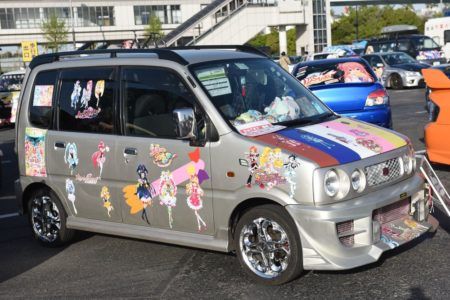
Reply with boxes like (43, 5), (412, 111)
(173, 108), (197, 140)
(376, 63), (384, 68)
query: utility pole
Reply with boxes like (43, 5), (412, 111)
(355, 5), (359, 41)
(69, 0), (76, 49)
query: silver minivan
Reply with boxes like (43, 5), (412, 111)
(15, 47), (436, 285)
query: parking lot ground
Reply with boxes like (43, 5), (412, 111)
(0, 88), (449, 299)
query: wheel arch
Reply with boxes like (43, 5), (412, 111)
(227, 197), (284, 250)
(22, 182), (58, 214)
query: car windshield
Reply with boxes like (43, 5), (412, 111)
(381, 53), (416, 65)
(411, 37), (440, 50)
(294, 61), (375, 88)
(0, 74), (24, 92)
(191, 58), (331, 131)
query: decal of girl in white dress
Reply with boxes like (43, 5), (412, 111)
(159, 171), (177, 229)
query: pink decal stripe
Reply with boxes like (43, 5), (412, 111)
(322, 120), (396, 153)
(150, 160), (205, 197)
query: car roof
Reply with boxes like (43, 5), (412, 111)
(172, 49), (263, 64)
(363, 52), (405, 56)
(297, 57), (366, 66)
(1, 69), (25, 76)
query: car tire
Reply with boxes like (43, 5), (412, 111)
(234, 204), (303, 285)
(390, 74), (403, 90)
(28, 188), (75, 247)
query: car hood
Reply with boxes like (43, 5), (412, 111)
(390, 63), (429, 72)
(253, 117), (408, 167)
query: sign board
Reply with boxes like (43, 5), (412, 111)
(21, 41), (38, 62)
(416, 153), (450, 216)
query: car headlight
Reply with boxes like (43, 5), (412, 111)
(402, 154), (413, 175)
(405, 71), (420, 77)
(324, 169), (340, 197)
(351, 169), (366, 192)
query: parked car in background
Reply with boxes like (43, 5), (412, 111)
(292, 57), (392, 128)
(0, 69), (25, 126)
(425, 64), (450, 112)
(362, 52), (429, 89)
(306, 52), (339, 61)
(422, 68), (450, 164)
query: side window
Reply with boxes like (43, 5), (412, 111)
(29, 70), (58, 129)
(397, 40), (411, 51)
(58, 68), (115, 134)
(122, 67), (196, 138)
(371, 56), (383, 66)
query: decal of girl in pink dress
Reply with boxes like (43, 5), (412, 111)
(159, 171), (177, 229)
(91, 141), (110, 178)
(186, 165), (207, 231)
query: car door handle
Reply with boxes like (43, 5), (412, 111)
(124, 147), (137, 156)
(54, 142), (66, 149)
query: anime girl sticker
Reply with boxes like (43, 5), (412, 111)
(94, 80), (105, 107)
(100, 186), (114, 218)
(186, 164), (207, 231)
(245, 146), (260, 188)
(356, 137), (382, 153)
(159, 171), (177, 229)
(91, 141), (110, 178)
(149, 144), (177, 168)
(64, 142), (79, 174)
(136, 164), (155, 224)
(65, 178), (77, 214)
(256, 147), (286, 190)
(24, 127), (47, 177)
(337, 62), (374, 83)
(70, 80), (81, 109)
(79, 80), (93, 109)
(283, 155), (301, 199)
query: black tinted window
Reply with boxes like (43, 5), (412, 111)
(59, 68), (115, 134)
(29, 70), (57, 128)
(122, 67), (194, 138)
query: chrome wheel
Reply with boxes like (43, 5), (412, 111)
(239, 217), (291, 279)
(31, 195), (61, 243)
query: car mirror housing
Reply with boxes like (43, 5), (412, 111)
(173, 107), (197, 140)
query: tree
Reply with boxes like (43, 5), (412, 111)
(332, 6), (426, 45)
(41, 14), (68, 52)
(248, 27), (297, 56)
(144, 14), (164, 41)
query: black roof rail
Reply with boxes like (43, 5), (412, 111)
(28, 48), (190, 69)
(164, 44), (269, 57)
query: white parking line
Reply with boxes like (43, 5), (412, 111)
(0, 212), (19, 219)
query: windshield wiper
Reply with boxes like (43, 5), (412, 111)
(274, 112), (336, 127)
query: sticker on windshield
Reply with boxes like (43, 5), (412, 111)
(235, 119), (286, 137)
(33, 85), (53, 107)
(196, 67), (232, 97)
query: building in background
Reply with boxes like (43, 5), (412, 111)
(0, 0), (332, 72)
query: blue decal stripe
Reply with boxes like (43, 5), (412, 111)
(280, 129), (361, 164)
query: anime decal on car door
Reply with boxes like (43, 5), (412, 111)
(123, 147), (210, 231)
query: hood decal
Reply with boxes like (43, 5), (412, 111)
(252, 118), (407, 168)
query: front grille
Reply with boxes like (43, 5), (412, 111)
(365, 157), (402, 187)
(336, 220), (354, 247)
(373, 198), (410, 224)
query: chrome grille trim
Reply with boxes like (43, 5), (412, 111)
(365, 157), (403, 187)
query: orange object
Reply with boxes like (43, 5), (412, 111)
(422, 69), (450, 165)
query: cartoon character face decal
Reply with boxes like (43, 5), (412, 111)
(136, 164), (156, 224)
(150, 144), (177, 168)
(159, 170), (177, 229)
(91, 141), (110, 178)
(283, 155), (301, 198)
(186, 164), (207, 231)
(94, 80), (105, 107)
(64, 142), (79, 174)
(337, 62), (373, 83)
(65, 178), (77, 214)
(245, 146), (286, 191)
(100, 186), (114, 217)
(70, 80), (81, 109)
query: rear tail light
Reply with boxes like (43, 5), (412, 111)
(365, 89), (388, 107)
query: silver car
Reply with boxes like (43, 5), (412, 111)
(15, 47), (436, 285)
(363, 52), (429, 89)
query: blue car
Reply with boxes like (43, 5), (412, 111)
(292, 58), (392, 128)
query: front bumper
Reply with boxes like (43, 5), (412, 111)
(286, 173), (435, 271)
(402, 74), (424, 87)
(340, 107), (392, 128)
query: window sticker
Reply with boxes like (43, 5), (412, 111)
(65, 178), (77, 214)
(9, 91), (20, 123)
(196, 67), (232, 97)
(32, 85), (53, 107)
(72, 80), (103, 119)
(100, 186), (114, 218)
(235, 119), (286, 137)
(300, 70), (338, 87)
(24, 127), (47, 177)
(337, 62), (374, 83)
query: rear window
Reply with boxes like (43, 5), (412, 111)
(29, 70), (58, 129)
(295, 61), (375, 88)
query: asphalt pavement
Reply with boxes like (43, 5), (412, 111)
(0, 88), (449, 299)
